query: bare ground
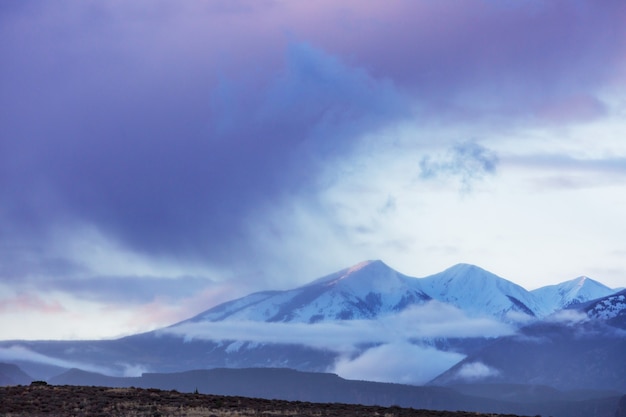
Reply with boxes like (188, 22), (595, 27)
(0, 384), (528, 417)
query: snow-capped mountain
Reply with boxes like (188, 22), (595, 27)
(531, 276), (615, 313)
(183, 260), (431, 324)
(418, 263), (548, 321)
(2, 259), (623, 390)
(180, 261), (618, 327)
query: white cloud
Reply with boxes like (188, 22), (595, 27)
(545, 309), (589, 324)
(160, 301), (514, 354)
(333, 343), (465, 385)
(0, 345), (149, 377)
(0, 345), (113, 376)
(455, 361), (500, 380)
(389, 302), (515, 338)
(160, 319), (384, 353)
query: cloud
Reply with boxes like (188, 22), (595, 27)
(536, 94), (608, 123)
(506, 152), (626, 191)
(3, 0), (622, 282)
(390, 302), (515, 338)
(160, 301), (514, 352)
(38, 275), (222, 305)
(545, 309), (589, 324)
(0, 293), (66, 314)
(455, 361), (500, 381)
(2, 0), (626, 340)
(511, 153), (626, 171)
(333, 342), (465, 385)
(419, 141), (499, 190)
(0, 345), (148, 377)
(161, 319), (384, 353)
(320, 1), (626, 121)
(0, 34), (409, 275)
(0, 345), (115, 376)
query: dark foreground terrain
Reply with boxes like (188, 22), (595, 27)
(0, 384), (528, 417)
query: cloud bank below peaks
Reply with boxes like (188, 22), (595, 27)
(161, 301), (514, 352)
(161, 301), (514, 384)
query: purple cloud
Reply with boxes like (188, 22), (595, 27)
(1, 0), (626, 339)
(0, 2), (410, 272)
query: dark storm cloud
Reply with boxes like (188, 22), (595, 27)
(1, 0), (625, 282)
(0, 3), (409, 269)
(313, 1), (626, 122)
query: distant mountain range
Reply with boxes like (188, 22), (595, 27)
(1, 260), (624, 398)
(4, 364), (623, 417)
(179, 260), (616, 324)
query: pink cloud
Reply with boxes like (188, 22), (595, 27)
(286, 0), (626, 118)
(536, 94), (608, 124)
(0, 293), (66, 314)
(122, 284), (245, 330)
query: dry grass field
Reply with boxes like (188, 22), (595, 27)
(0, 384), (528, 417)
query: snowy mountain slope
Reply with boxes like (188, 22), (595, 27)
(182, 261), (619, 328)
(1, 259), (623, 388)
(579, 289), (626, 321)
(418, 264), (548, 321)
(531, 276), (616, 313)
(183, 260), (432, 324)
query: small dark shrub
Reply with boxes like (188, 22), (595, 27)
(30, 380), (48, 386)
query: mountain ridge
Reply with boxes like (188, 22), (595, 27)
(0, 260), (623, 391)
(532, 276), (616, 313)
(184, 260), (432, 324)
(177, 260), (619, 329)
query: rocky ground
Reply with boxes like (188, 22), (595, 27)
(0, 384), (528, 417)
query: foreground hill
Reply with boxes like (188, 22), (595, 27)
(1, 383), (621, 417)
(45, 366), (623, 417)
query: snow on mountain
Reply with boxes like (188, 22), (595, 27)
(178, 261), (619, 329)
(531, 276), (616, 313)
(184, 260), (431, 324)
(418, 264), (548, 321)
(580, 289), (626, 320)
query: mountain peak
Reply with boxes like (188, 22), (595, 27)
(420, 264), (544, 319)
(532, 275), (615, 313)
(186, 259), (430, 324)
(444, 263), (488, 274)
(339, 259), (387, 277)
(318, 260), (389, 285)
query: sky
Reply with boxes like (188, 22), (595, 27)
(2, 0), (626, 341)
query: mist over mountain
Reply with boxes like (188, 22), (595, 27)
(429, 290), (626, 391)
